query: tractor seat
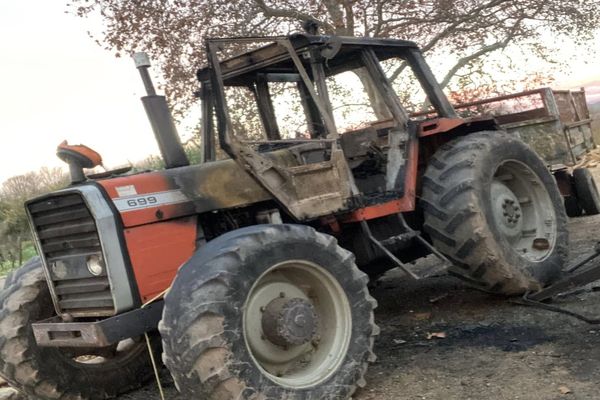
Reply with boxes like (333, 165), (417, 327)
(56, 140), (103, 169)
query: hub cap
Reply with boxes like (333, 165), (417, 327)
(262, 297), (318, 347)
(243, 260), (351, 389)
(491, 160), (557, 261)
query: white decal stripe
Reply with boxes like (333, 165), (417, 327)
(113, 190), (190, 212)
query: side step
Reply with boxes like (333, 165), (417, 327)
(360, 215), (453, 280)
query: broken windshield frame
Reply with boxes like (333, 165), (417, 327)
(199, 35), (456, 162)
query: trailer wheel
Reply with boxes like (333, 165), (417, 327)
(573, 168), (600, 215)
(160, 224), (378, 400)
(0, 258), (155, 399)
(564, 195), (583, 218)
(421, 132), (568, 294)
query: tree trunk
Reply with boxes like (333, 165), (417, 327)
(18, 236), (22, 266)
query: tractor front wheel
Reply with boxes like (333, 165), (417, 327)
(160, 224), (378, 399)
(0, 258), (155, 399)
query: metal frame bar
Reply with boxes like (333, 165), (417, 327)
(360, 48), (410, 124)
(254, 75), (282, 140)
(404, 49), (457, 118)
(32, 301), (164, 347)
(276, 39), (338, 138)
(200, 82), (215, 162)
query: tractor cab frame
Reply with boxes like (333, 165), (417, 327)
(198, 34), (459, 220)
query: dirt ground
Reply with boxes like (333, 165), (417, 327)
(5, 173), (600, 400)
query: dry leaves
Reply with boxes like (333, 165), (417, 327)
(558, 385), (572, 395)
(573, 148), (600, 169)
(426, 332), (447, 340)
(414, 312), (431, 321)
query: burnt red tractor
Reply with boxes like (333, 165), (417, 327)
(0, 33), (573, 399)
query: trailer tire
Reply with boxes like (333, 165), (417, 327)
(421, 132), (568, 294)
(160, 224), (378, 400)
(0, 258), (155, 399)
(573, 168), (600, 215)
(564, 195), (583, 218)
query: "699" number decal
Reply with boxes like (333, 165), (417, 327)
(114, 190), (190, 212)
(126, 196), (158, 208)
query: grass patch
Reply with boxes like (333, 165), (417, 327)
(0, 242), (37, 278)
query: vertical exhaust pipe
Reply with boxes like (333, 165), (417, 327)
(133, 52), (189, 169)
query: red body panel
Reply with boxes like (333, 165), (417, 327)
(98, 172), (196, 228)
(124, 216), (197, 302)
(98, 173), (198, 301)
(418, 117), (465, 138)
(338, 117), (473, 222)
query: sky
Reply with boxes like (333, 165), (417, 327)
(1, 2), (600, 185)
(0, 1), (165, 184)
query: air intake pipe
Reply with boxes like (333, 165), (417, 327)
(133, 52), (189, 169)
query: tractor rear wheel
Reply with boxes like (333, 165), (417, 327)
(421, 132), (568, 294)
(159, 224), (378, 400)
(0, 258), (155, 399)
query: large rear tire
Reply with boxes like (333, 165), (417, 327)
(421, 132), (568, 294)
(159, 224), (378, 399)
(0, 258), (155, 399)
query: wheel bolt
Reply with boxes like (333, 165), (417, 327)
(279, 292), (285, 298)
(260, 306), (266, 312)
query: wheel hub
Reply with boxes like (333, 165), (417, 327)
(501, 197), (522, 226)
(261, 297), (318, 347)
(490, 160), (557, 261)
(243, 260), (352, 388)
(491, 181), (523, 237)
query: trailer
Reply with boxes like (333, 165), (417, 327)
(450, 87), (595, 166)
(438, 88), (600, 217)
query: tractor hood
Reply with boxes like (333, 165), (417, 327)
(98, 158), (272, 228)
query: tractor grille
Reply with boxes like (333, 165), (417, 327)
(28, 193), (115, 317)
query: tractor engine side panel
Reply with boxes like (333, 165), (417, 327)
(124, 216), (197, 303)
(98, 159), (272, 229)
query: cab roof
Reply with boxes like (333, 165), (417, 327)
(196, 33), (420, 84)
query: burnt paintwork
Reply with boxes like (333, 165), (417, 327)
(98, 158), (271, 227)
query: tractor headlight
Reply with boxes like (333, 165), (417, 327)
(86, 255), (105, 276)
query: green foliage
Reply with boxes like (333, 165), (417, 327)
(0, 167), (67, 273)
(0, 242), (36, 277)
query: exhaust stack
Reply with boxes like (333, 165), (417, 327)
(133, 52), (189, 169)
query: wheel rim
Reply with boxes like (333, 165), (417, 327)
(243, 260), (352, 389)
(490, 160), (557, 261)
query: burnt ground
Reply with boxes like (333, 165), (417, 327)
(4, 172), (600, 400)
